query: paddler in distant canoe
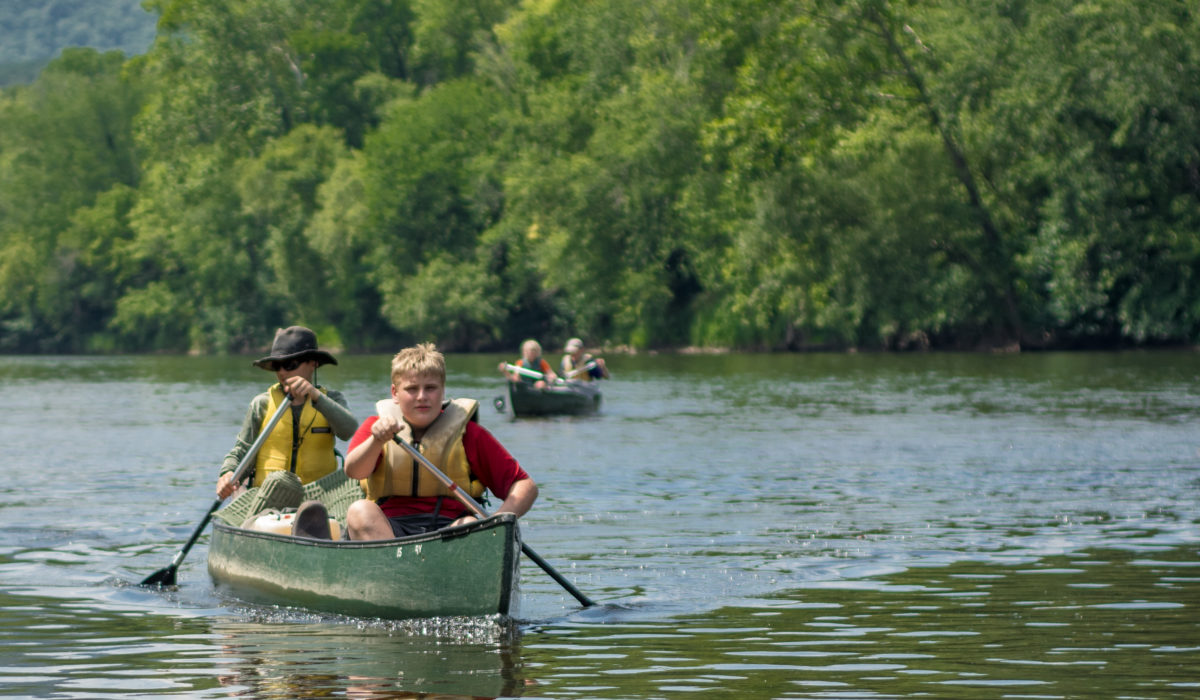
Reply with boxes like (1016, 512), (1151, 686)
(499, 338), (558, 388)
(560, 337), (609, 382)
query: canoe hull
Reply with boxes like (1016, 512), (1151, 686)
(208, 513), (520, 619)
(508, 380), (601, 417)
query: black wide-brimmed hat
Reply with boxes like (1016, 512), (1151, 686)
(253, 326), (338, 370)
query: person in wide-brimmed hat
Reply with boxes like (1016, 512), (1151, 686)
(251, 325), (339, 370)
(216, 327), (358, 536)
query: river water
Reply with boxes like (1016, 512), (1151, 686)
(1, 351), (1198, 698)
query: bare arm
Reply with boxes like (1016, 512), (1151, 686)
(495, 478), (538, 518)
(344, 416), (400, 480)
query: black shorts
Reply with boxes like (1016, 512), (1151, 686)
(386, 513), (455, 537)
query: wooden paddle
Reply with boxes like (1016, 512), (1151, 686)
(140, 394), (293, 587)
(391, 435), (597, 608)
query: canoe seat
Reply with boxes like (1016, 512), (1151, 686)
(303, 469), (366, 521)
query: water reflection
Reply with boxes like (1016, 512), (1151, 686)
(0, 587), (530, 699)
(209, 618), (528, 698)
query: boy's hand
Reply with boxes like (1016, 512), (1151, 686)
(371, 415), (402, 443)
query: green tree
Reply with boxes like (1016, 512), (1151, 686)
(118, 146), (265, 352)
(359, 77), (510, 346)
(53, 184), (140, 352)
(491, 0), (732, 348)
(237, 124), (348, 327)
(136, 0), (309, 160)
(0, 48), (143, 351)
(409, 0), (518, 84)
(305, 150), (396, 349)
(997, 0), (1200, 345)
(688, 0), (1040, 349)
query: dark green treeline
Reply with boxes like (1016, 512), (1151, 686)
(1, 0), (1198, 354)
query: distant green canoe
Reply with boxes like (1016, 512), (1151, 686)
(507, 379), (602, 417)
(207, 471), (520, 619)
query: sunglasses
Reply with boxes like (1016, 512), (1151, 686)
(272, 358), (305, 372)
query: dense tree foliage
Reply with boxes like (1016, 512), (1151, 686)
(1, 0), (1198, 353)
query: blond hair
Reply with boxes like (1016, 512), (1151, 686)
(521, 339), (542, 355)
(390, 343), (445, 385)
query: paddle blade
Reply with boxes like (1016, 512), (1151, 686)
(140, 565), (178, 588)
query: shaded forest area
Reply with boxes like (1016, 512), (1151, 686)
(1, 0), (1198, 354)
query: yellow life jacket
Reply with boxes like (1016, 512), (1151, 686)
(253, 383), (338, 486)
(562, 353), (596, 381)
(360, 398), (486, 501)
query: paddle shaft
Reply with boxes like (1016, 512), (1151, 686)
(391, 436), (596, 607)
(141, 394), (293, 586)
(503, 362), (552, 381)
(564, 360), (597, 379)
(221, 393), (294, 499)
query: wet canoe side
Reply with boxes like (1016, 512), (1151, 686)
(508, 380), (601, 416)
(207, 513), (520, 619)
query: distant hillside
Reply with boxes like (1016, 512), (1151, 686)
(0, 0), (156, 85)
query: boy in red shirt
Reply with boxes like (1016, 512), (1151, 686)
(343, 343), (538, 540)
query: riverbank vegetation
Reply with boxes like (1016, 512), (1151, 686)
(1, 0), (1198, 353)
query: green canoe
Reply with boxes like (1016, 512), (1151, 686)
(506, 379), (602, 417)
(207, 471), (520, 619)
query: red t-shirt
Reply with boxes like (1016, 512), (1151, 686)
(348, 415), (530, 519)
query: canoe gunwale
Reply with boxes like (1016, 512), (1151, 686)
(210, 511), (514, 548)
